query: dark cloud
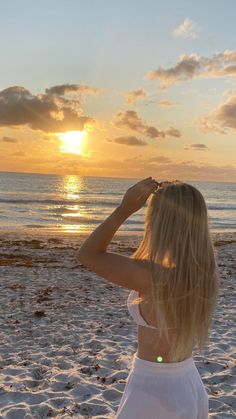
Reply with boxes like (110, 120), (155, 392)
(145, 50), (236, 87)
(0, 85), (97, 133)
(216, 96), (236, 130)
(113, 110), (145, 132)
(165, 127), (181, 138)
(113, 110), (181, 139)
(145, 54), (201, 86)
(111, 136), (148, 146)
(184, 143), (209, 151)
(145, 126), (165, 138)
(1, 136), (18, 143)
(200, 95), (236, 133)
(125, 88), (147, 104)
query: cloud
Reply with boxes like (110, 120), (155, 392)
(112, 110), (181, 139)
(159, 100), (175, 107)
(199, 95), (236, 133)
(113, 110), (144, 132)
(148, 156), (172, 164)
(46, 84), (101, 96)
(2, 147), (235, 181)
(109, 157), (236, 182)
(0, 85), (97, 133)
(89, 156), (236, 182)
(1, 136), (18, 143)
(125, 88), (147, 104)
(145, 126), (165, 138)
(216, 96), (236, 130)
(165, 127), (181, 138)
(110, 136), (148, 146)
(184, 143), (209, 151)
(173, 18), (200, 39)
(199, 116), (226, 134)
(145, 50), (236, 87)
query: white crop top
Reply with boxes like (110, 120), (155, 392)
(127, 290), (158, 329)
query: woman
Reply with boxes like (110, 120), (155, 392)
(76, 177), (220, 419)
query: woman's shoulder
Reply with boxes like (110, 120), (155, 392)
(133, 258), (173, 297)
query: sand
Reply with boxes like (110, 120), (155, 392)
(0, 229), (235, 418)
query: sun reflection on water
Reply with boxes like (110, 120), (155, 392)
(58, 175), (90, 233)
(61, 175), (84, 200)
(59, 224), (89, 234)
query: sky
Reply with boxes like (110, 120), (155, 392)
(0, 0), (236, 182)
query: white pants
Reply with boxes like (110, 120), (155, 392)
(116, 353), (209, 419)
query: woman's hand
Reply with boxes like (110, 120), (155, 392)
(119, 177), (159, 215)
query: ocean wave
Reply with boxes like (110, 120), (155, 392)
(60, 215), (143, 225)
(0, 198), (120, 207)
(1, 198), (236, 211)
(207, 203), (236, 210)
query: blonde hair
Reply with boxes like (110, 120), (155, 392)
(131, 180), (220, 361)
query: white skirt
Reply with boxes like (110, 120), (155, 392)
(116, 352), (209, 419)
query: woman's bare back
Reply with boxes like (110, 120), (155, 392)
(136, 274), (193, 363)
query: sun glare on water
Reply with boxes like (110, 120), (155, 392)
(58, 130), (87, 154)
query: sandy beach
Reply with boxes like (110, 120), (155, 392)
(0, 230), (235, 418)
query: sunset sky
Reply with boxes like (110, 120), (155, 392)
(0, 0), (236, 181)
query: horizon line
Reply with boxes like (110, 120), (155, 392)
(0, 170), (235, 184)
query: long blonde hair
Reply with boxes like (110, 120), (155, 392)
(131, 180), (220, 361)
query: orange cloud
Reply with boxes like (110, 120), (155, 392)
(148, 156), (172, 163)
(159, 100), (175, 107)
(84, 157), (236, 182)
(1, 136), (18, 143)
(184, 143), (209, 151)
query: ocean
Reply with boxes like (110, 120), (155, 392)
(0, 172), (235, 234)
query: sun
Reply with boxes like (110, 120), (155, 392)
(58, 130), (87, 154)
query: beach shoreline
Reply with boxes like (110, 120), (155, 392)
(0, 226), (235, 242)
(0, 230), (235, 418)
